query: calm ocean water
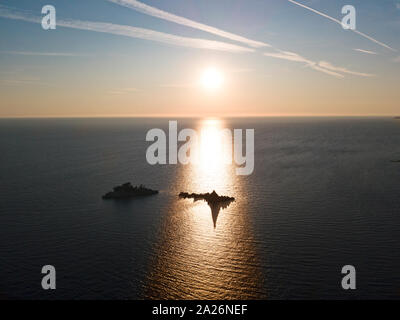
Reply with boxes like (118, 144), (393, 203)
(1, 117), (400, 299)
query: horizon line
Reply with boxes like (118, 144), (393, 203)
(0, 114), (399, 119)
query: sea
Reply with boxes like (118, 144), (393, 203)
(0, 117), (400, 299)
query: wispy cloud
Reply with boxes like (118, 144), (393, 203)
(107, 0), (269, 48)
(287, 0), (396, 52)
(353, 48), (378, 55)
(107, 1), (373, 78)
(309, 64), (344, 78)
(0, 51), (91, 57)
(263, 50), (373, 78)
(264, 50), (343, 78)
(318, 61), (374, 77)
(0, 5), (253, 53)
(0, 77), (52, 87)
(264, 51), (312, 64)
(107, 87), (139, 95)
(0, 4), (374, 79)
(229, 68), (254, 74)
(160, 83), (195, 88)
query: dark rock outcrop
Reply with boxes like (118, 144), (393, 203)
(179, 190), (235, 228)
(102, 182), (158, 199)
(179, 190), (235, 205)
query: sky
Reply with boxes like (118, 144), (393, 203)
(0, 0), (399, 117)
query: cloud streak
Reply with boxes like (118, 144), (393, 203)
(0, 50), (91, 57)
(264, 50), (343, 78)
(318, 61), (374, 77)
(287, 0), (396, 52)
(263, 50), (374, 78)
(0, 5), (253, 53)
(108, 0), (373, 78)
(107, 0), (269, 48)
(160, 83), (196, 88)
(107, 87), (139, 95)
(353, 48), (377, 55)
(0, 76), (53, 87)
(0, 4), (374, 79)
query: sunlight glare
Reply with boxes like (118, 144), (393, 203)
(200, 67), (224, 90)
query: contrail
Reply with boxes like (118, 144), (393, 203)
(107, 0), (388, 76)
(287, 0), (396, 52)
(318, 61), (374, 77)
(0, 5), (375, 78)
(0, 5), (253, 53)
(263, 50), (374, 78)
(0, 51), (91, 57)
(263, 51), (344, 78)
(353, 48), (377, 55)
(107, 0), (270, 48)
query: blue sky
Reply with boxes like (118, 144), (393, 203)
(0, 0), (399, 116)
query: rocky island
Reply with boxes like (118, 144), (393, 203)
(102, 182), (158, 199)
(179, 190), (235, 228)
(179, 190), (235, 205)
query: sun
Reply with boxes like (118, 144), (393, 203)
(200, 67), (224, 90)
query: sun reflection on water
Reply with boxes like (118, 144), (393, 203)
(195, 119), (233, 191)
(144, 119), (266, 299)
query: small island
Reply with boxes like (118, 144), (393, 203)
(179, 190), (235, 205)
(102, 182), (158, 199)
(179, 191), (235, 228)
(390, 160), (400, 163)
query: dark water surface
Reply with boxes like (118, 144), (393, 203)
(1, 117), (400, 299)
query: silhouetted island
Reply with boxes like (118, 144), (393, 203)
(179, 190), (235, 205)
(102, 182), (158, 199)
(179, 191), (235, 228)
(390, 160), (400, 163)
